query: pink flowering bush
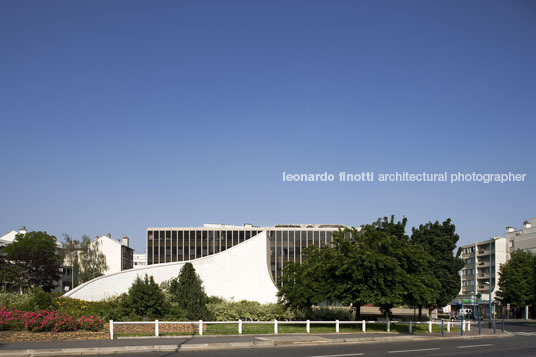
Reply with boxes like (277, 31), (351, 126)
(78, 315), (103, 332)
(0, 307), (103, 332)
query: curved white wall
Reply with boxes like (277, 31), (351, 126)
(64, 231), (278, 303)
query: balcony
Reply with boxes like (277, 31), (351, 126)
(477, 250), (490, 256)
(478, 261), (490, 267)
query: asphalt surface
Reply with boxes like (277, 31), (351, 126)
(129, 334), (536, 357)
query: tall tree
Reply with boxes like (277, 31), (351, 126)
(1, 231), (62, 292)
(168, 263), (209, 320)
(497, 250), (535, 310)
(278, 216), (439, 319)
(78, 236), (108, 284)
(410, 219), (464, 318)
(62, 235), (107, 285)
(61, 234), (81, 287)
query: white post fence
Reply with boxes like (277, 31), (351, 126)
(108, 319), (469, 339)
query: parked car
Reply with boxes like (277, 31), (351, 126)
(458, 308), (472, 318)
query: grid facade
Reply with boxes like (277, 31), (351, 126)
(146, 225), (344, 285)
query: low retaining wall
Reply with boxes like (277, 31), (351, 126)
(113, 322), (204, 335)
(0, 328), (109, 342)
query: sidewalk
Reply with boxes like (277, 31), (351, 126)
(0, 329), (512, 356)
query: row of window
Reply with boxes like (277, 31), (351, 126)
(146, 229), (341, 284)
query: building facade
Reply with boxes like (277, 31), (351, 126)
(93, 234), (134, 275)
(133, 253), (146, 267)
(457, 237), (509, 317)
(505, 217), (536, 253)
(146, 224), (345, 285)
(455, 217), (536, 317)
(66, 224), (345, 301)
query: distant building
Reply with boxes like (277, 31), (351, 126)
(0, 227), (27, 247)
(505, 217), (536, 254)
(455, 216), (536, 318)
(93, 234), (134, 275)
(456, 237), (509, 318)
(133, 253), (146, 267)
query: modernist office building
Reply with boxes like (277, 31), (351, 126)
(66, 224), (345, 302)
(146, 224), (345, 285)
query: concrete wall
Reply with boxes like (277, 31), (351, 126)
(64, 231), (278, 303)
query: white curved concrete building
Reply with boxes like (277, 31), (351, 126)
(65, 224), (344, 302)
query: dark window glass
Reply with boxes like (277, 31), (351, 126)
(233, 231), (238, 246)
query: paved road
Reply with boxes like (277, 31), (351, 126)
(128, 335), (536, 357)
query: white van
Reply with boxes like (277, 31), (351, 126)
(459, 308), (472, 318)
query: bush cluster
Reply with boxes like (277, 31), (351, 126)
(206, 297), (295, 321)
(0, 307), (103, 332)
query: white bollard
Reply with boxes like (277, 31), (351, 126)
(468, 321), (471, 331)
(306, 320), (310, 334)
(362, 320), (366, 332)
(409, 321), (412, 334)
(447, 321), (451, 332)
(428, 320), (432, 333)
(274, 319), (278, 334)
(110, 320), (114, 340)
(238, 319), (242, 334)
(199, 320), (203, 336)
(155, 320), (159, 337)
(336, 320), (339, 333)
(387, 319), (390, 332)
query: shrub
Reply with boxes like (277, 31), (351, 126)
(206, 298), (295, 321)
(168, 263), (209, 320)
(0, 307), (27, 330)
(0, 293), (33, 310)
(78, 315), (103, 331)
(0, 307), (103, 332)
(295, 307), (353, 321)
(128, 275), (168, 319)
(30, 288), (53, 310)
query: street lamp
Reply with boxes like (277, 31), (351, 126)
(489, 238), (493, 323)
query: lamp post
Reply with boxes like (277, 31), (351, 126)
(489, 238), (492, 319)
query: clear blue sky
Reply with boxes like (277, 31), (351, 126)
(1, 0), (535, 253)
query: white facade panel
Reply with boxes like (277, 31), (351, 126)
(64, 231), (278, 303)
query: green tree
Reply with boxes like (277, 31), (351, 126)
(78, 236), (108, 284)
(128, 274), (168, 318)
(410, 219), (464, 318)
(278, 247), (338, 313)
(168, 263), (209, 320)
(278, 216), (439, 320)
(61, 234), (81, 288)
(0, 262), (27, 293)
(497, 250), (535, 311)
(62, 235), (108, 285)
(1, 231), (62, 292)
